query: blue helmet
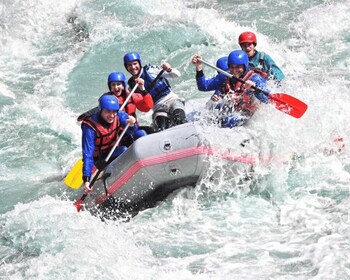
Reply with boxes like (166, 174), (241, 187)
(99, 95), (119, 111)
(227, 50), (249, 72)
(107, 72), (126, 91)
(216, 56), (228, 72)
(123, 52), (142, 68)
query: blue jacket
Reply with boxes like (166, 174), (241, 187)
(249, 51), (285, 82)
(196, 72), (226, 93)
(81, 110), (136, 178)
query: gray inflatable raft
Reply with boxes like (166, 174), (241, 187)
(84, 122), (259, 216)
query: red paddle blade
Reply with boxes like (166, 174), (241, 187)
(74, 200), (84, 212)
(269, 93), (308, 119)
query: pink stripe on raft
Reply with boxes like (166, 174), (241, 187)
(108, 145), (256, 193)
(95, 145), (256, 205)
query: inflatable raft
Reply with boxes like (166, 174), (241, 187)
(83, 122), (260, 217)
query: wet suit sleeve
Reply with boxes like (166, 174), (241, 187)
(81, 124), (96, 178)
(264, 53), (285, 82)
(196, 72), (226, 92)
(162, 68), (181, 78)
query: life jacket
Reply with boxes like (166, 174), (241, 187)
(220, 70), (258, 115)
(82, 114), (120, 159)
(128, 65), (171, 103)
(116, 95), (137, 119)
(248, 52), (268, 78)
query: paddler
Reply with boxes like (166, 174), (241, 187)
(80, 95), (137, 195)
(123, 52), (187, 131)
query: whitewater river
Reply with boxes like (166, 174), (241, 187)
(0, 0), (349, 279)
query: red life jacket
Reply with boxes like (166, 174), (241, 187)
(221, 70), (258, 114)
(250, 67), (268, 78)
(109, 90), (153, 121)
(117, 91), (153, 128)
(82, 115), (120, 159)
(117, 95), (137, 119)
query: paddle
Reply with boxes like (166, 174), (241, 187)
(64, 158), (84, 189)
(199, 59), (308, 118)
(74, 123), (131, 212)
(64, 159), (99, 189)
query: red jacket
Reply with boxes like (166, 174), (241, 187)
(115, 90), (154, 124)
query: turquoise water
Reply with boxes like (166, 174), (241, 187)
(1, 0), (350, 279)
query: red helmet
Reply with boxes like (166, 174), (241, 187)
(238, 32), (257, 46)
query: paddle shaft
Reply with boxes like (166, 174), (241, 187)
(76, 123), (131, 203)
(120, 68), (144, 111)
(73, 70), (142, 188)
(82, 68), (164, 186)
(67, 90), (134, 189)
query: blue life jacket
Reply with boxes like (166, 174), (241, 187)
(128, 64), (171, 103)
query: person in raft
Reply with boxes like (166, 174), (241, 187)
(192, 50), (270, 128)
(81, 95), (139, 194)
(123, 51), (187, 131)
(238, 31), (285, 84)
